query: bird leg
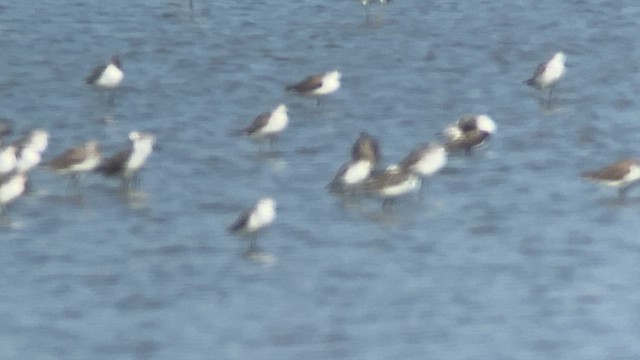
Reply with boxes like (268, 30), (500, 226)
(619, 185), (629, 198)
(68, 173), (80, 188)
(247, 233), (258, 254)
(419, 178), (427, 199)
(382, 198), (394, 210)
(268, 136), (277, 152)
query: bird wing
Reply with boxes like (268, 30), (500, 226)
(286, 74), (323, 93)
(445, 130), (490, 152)
(400, 146), (427, 168)
(47, 147), (86, 169)
(96, 148), (131, 176)
(582, 161), (633, 181)
(85, 64), (107, 84)
(327, 161), (353, 191)
(531, 61), (548, 79)
(228, 209), (252, 233)
(242, 111), (272, 135)
(362, 169), (404, 191)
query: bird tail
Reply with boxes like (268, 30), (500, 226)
(523, 78), (535, 87)
(580, 171), (596, 180)
(95, 161), (116, 176)
(285, 84), (298, 92)
(229, 128), (248, 137)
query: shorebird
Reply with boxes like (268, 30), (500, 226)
(400, 142), (447, 193)
(328, 132), (381, 193)
(524, 52), (566, 99)
(286, 70), (341, 105)
(362, 163), (419, 208)
(46, 140), (101, 182)
(228, 197), (277, 251)
(582, 159), (640, 198)
(14, 129), (49, 174)
(85, 56), (124, 89)
(0, 172), (27, 216)
(442, 114), (496, 154)
(240, 104), (288, 148)
(96, 131), (155, 189)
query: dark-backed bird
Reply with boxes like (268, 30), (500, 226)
(85, 56), (124, 89)
(400, 142), (447, 192)
(228, 197), (277, 251)
(328, 132), (381, 193)
(524, 52), (566, 98)
(240, 104), (288, 146)
(286, 70), (341, 103)
(442, 114), (496, 154)
(47, 140), (101, 180)
(362, 163), (419, 208)
(96, 131), (155, 189)
(582, 159), (640, 198)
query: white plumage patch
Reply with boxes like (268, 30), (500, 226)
(95, 63), (124, 88)
(312, 71), (341, 96)
(0, 173), (27, 206)
(256, 104), (289, 136)
(410, 146), (447, 176)
(0, 146), (17, 175)
(16, 147), (42, 173)
(538, 52), (566, 88)
(125, 133), (155, 177)
(342, 160), (373, 185)
(246, 198), (276, 232)
(379, 174), (419, 197)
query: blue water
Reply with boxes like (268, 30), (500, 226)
(2, 0), (640, 359)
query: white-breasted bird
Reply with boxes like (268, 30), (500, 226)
(362, 163), (419, 209)
(96, 131), (155, 189)
(524, 52), (566, 98)
(442, 114), (496, 154)
(47, 140), (102, 182)
(582, 159), (640, 198)
(228, 197), (277, 251)
(328, 132), (381, 193)
(286, 70), (341, 104)
(240, 104), (289, 148)
(400, 142), (447, 192)
(85, 56), (124, 89)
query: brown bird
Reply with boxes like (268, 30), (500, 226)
(442, 114), (496, 154)
(47, 140), (101, 181)
(582, 159), (640, 198)
(286, 70), (341, 105)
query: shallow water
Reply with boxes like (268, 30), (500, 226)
(2, 0), (640, 359)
